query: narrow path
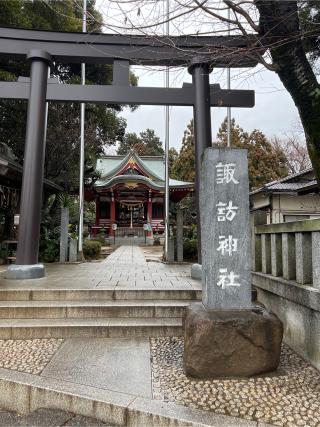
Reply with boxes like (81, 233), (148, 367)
(102, 245), (147, 266)
(97, 245), (199, 289)
(0, 245), (201, 291)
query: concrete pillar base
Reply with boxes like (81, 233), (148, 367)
(191, 263), (202, 280)
(184, 303), (283, 378)
(5, 264), (45, 280)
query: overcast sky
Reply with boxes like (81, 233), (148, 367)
(118, 65), (300, 151)
(94, 0), (302, 152)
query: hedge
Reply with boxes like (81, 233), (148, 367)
(83, 239), (102, 260)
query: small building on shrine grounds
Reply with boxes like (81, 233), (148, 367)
(250, 167), (320, 225)
(86, 150), (193, 238)
(0, 142), (61, 262)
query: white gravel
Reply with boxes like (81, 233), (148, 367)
(150, 337), (320, 427)
(0, 339), (63, 374)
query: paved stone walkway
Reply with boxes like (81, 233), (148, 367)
(0, 246), (200, 291)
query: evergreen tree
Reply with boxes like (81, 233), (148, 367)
(171, 120), (195, 182)
(117, 128), (163, 156)
(171, 118), (289, 190)
(215, 118), (289, 189)
(139, 129), (164, 155)
(117, 133), (141, 155)
(0, 0), (128, 191)
(168, 147), (178, 175)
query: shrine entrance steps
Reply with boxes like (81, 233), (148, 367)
(0, 246), (201, 339)
(113, 236), (146, 245)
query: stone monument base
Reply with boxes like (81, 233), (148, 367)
(191, 263), (202, 280)
(6, 264), (45, 279)
(184, 303), (283, 378)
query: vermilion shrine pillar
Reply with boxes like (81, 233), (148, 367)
(95, 197), (100, 225)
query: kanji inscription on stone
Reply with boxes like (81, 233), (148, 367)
(200, 148), (251, 310)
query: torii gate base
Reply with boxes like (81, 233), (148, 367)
(7, 264), (45, 279)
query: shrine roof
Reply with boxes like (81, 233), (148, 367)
(0, 142), (62, 193)
(95, 150), (193, 189)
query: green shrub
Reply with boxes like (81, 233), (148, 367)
(96, 230), (106, 244)
(83, 240), (102, 260)
(183, 238), (198, 261)
(153, 234), (161, 246)
(39, 225), (60, 263)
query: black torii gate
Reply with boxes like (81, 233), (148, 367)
(0, 27), (258, 279)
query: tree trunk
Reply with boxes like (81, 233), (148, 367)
(255, 1), (320, 182)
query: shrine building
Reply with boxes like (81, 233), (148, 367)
(87, 150), (193, 237)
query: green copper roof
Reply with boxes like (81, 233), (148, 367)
(95, 150), (193, 189)
(96, 150), (164, 180)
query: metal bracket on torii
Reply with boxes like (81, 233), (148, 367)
(0, 27), (259, 278)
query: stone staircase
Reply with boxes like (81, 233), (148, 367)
(0, 287), (201, 339)
(113, 236), (146, 245)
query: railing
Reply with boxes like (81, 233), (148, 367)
(253, 218), (320, 289)
(151, 219), (164, 231)
(98, 219), (111, 227)
(253, 219), (320, 370)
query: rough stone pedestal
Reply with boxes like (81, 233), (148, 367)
(184, 303), (283, 378)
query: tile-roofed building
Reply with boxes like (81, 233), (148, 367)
(86, 150), (193, 237)
(0, 142), (62, 241)
(250, 167), (320, 224)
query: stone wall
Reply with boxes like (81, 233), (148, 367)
(253, 272), (320, 370)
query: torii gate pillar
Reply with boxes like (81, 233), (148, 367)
(6, 50), (51, 279)
(188, 59), (212, 272)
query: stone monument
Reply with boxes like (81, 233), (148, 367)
(184, 148), (283, 377)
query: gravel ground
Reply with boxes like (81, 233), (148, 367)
(150, 337), (320, 427)
(0, 339), (63, 374)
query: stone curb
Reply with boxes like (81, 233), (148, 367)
(0, 367), (275, 427)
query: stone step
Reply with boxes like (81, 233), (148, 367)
(0, 299), (192, 319)
(0, 366), (255, 427)
(0, 317), (183, 339)
(0, 288), (201, 301)
(112, 237), (146, 246)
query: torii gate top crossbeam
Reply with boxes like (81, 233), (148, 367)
(0, 27), (261, 67)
